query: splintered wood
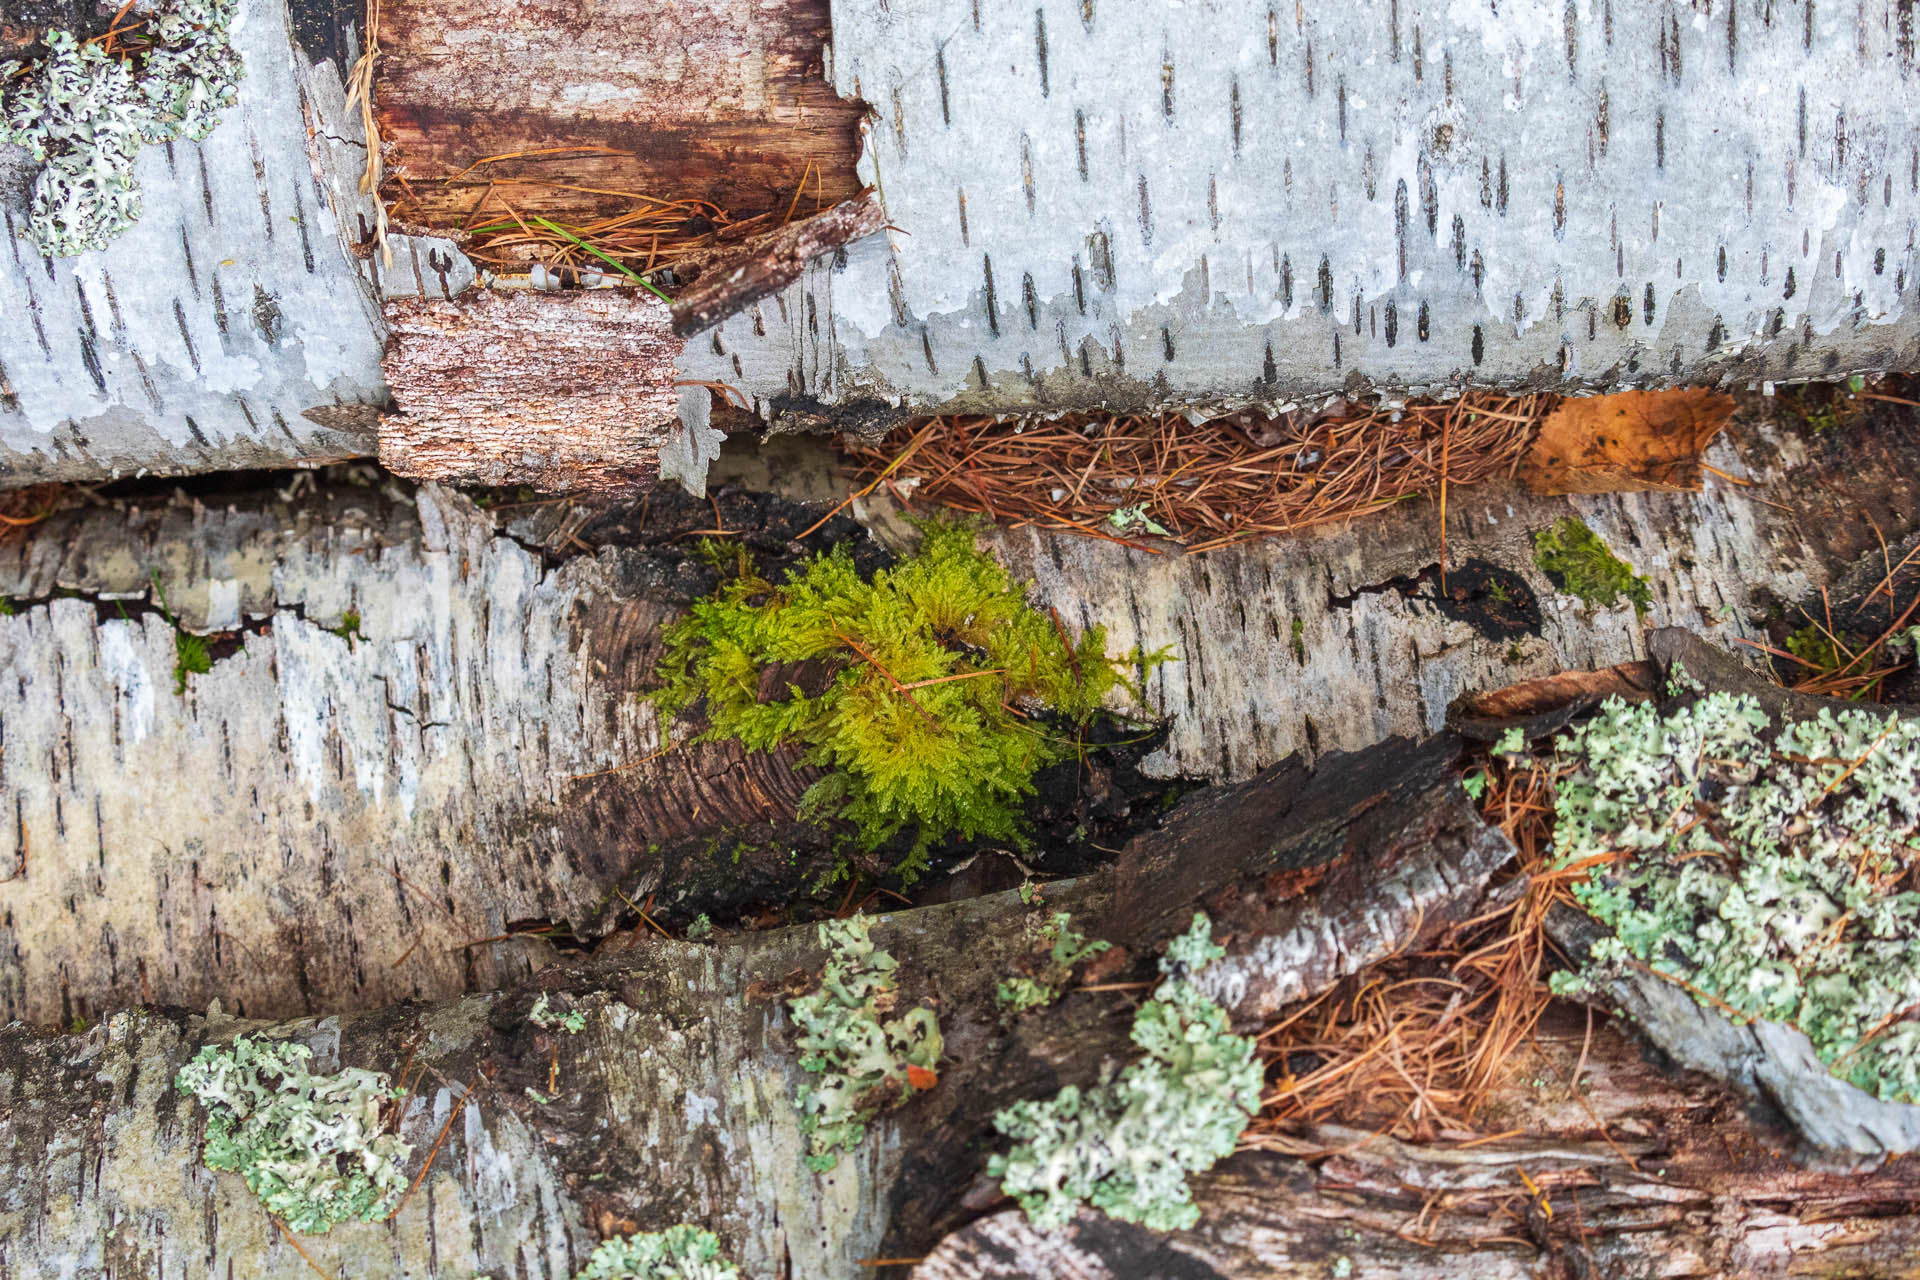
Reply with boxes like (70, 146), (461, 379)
(845, 396), (1545, 552)
(380, 289), (680, 492)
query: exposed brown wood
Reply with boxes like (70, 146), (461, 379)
(373, 0), (864, 233)
(669, 194), (886, 337)
(380, 288), (680, 492)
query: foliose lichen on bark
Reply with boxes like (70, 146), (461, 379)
(0, 0), (243, 255)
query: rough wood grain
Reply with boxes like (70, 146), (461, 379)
(371, 0), (863, 228)
(0, 0), (389, 485)
(983, 409), (1920, 782)
(3, 403), (1915, 1026)
(670, 194), (885, 337)
(4, 739), (1920, 1279)
(0, 478), (820, 1025)
(380, 289), (681, 491)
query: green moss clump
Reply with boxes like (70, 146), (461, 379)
(788, 916), (942, 1171)
(174, 1034), (411, 1233)
(988, 913), (1262, 1231)
(572, 1225), (739, 1280)
(1547, 693), (1920, 1102)
(1532, 517), (1652, 614)
(654, 521), (1143, 882)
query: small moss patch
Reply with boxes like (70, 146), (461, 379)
(1532, 517), (1651, 614)
(996, 910), (1110, 1014)
(653, 520), (1153, 882)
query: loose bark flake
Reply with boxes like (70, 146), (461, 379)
(380, 289), (682, 492)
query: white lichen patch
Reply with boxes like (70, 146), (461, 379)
(572, 1224), (740, 1280)
(1548, 693), (1920, 1102)
(995, 910), (1110, 1014)
(988, 912), (1263, 1232)
(0, 0), (243, 256)
(173, 1034), (412, 1233)
(787, 916), (942, 1172)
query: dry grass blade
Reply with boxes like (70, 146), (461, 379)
(844, 395), (1547, 553)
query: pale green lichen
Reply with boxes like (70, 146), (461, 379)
(987, 913), (1263, 1231)
(572, 1225), (740, 1280)
(173, 1034), (411, 1233)
(1547, 693), (1920, 1102)
(788, 916), (942, 1171)
(996, 910), (1110, 1014)
(0, 0), (243, 256)
(531, 993), (588, 1034)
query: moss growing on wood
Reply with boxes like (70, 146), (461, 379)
(173, 1034), (411, 1233)
(654, 521), (1149, 882)
(996, 910), (1110, 1014)
(1547, 693), (1920, 1103)
(1532, 516), (1652, 614)
(0, 0), (244, 256)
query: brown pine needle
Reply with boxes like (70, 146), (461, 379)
(385, 1083), (475, 1222)
(845, 395), (1546, 554)
(273, 1219), (338, 1280)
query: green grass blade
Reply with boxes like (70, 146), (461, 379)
(531, 217), (673, 304)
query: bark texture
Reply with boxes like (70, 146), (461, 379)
(3, 727), (1919, 1279)
(0, 734), (1496, 1279)
(670, 195), (886, 338)
(0, 406), (1914, 1027)
(371, 0), (864, 227)
(380, 289), (682, 491)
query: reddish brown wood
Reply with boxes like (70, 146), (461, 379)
(373, 0), (864, 229)
(380, 289), (680, 492)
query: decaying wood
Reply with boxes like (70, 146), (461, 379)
(669, 195), (886, 337)
(5, 712), (1920, 1278)
(371, 0), (863, 229)
(920, 1022), (1920, 1279)
(0, 479), (824, 1025)
(986, 406), (1920, 782)
(2, 404), (1916, 1027)
(380, 289), (681, 491)
(0, 728), (1498, 1278)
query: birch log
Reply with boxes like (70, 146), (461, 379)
(2, 728), (1919, 1279)
(8, 0), (1920, 486)
(0, 403), (1915, 1026)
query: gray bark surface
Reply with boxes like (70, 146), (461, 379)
(7, 0), (1920, 487)
(0, 406), (1913, 1025)
(2, 728), (1918, 1279)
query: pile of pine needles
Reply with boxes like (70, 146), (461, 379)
(1244, 753), (1583, 1142)
(844, 394), (1547, 553)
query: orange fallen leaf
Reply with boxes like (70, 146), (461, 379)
(1521, 387), (1735, 495)
(905, 1065), (939, 1091)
